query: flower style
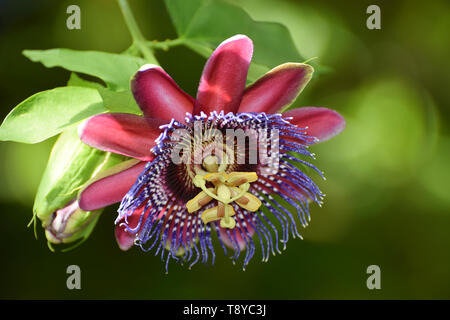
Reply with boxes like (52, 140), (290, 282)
(77, 34), (345, 271)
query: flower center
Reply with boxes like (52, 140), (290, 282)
(186, 154), (261, 229)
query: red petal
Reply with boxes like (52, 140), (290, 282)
(78, 113), (164, 161)
(283, 107), (346, 142)
(78, 160), (147, 211)
(131, 64), (195, 122)
(194, 35), (253, 115)
(115, 224), (136, 251)
(115, 206), (145, 251)
(238, 63), (313, 114)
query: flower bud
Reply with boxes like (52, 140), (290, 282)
(44, 200), (101, 244)
(33, 126), (125, 243)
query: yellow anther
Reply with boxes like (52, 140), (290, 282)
(203, 172), (226, 184)
(227, 172), (258, 186)
(186, 188), (214, 213)
(230, 187), (262, 212)
(201, 203), (235, 225)
(187, 168), (262, 229)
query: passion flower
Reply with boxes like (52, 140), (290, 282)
(77, 34), (345, 271)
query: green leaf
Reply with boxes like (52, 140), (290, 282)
(165, 0), (305, 81)
(23, 49), (148, 90)
(98, 87), (141, 115)
(0, 86), (106, 144)
(68, 73), (141, 115)
(67, 72), (104, 90)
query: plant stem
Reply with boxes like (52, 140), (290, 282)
(117, 0), (157, 63)
(147, 38), (185, 51)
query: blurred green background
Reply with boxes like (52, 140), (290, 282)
(1, 0), (449, 299)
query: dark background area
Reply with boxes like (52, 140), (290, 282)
(1, 0), (449, 299)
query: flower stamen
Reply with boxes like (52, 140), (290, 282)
(186, 156), (261, 229)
